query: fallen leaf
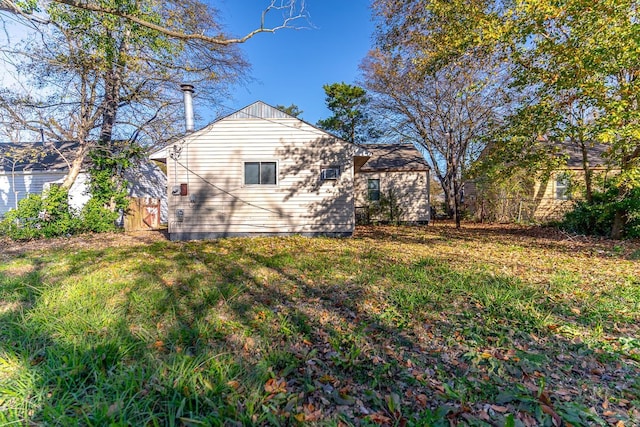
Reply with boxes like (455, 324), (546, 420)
(107, 402), (121, 418)
(368, 412), (392, 425)
(264, 378), (287, 394)
(541, 404), (562, 426)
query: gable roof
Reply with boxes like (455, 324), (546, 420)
(0, 141), (79, 173)
(226, 101), (294, 120)
(150, 101), (372, 160)
(555, 141), (609, 168)
(358, 144), (430, 172)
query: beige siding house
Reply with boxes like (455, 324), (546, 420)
(529, 143), (612, 221)
(465, 142), (612, 222)
(354, 144), (431, 224)
(151, 102), (371, 240)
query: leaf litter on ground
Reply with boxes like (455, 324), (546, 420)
(0, 222), (638, 425)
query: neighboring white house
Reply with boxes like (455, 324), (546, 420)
(0, 141), (167, 222)
(150, 101), (372, 240)
(0, 142), (89, 217)
(354, 144), (431, 224)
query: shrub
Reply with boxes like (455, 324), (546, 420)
(78, 197), (120, 233)
(561, 185), (640, 238)
(0, 143), (137, 241)
(0, 186), (81, 240)
(0, 185), (122, 240)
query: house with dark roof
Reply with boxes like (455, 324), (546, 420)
(528, 142), (613, 220)
(150, 102), (431, 240)
(0, 141), (91, 217)
(464, 141), (614, 222)
(0, 141), (167, 223)
(354, 144), (431, 224)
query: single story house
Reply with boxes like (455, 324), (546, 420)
(464, 141), (613, 222)
(354, 144), (430, 224)
(528, 142), (611, 220)
(0, 141), (167, 223)
(150, 101), (431, 241)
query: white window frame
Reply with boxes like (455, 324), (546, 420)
(555, 175), (570, 200)
(321, 166), (341, 180)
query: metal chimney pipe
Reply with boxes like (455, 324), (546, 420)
(180, 83), (195, 133)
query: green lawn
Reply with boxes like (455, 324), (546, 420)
(1, 224), (638, 426)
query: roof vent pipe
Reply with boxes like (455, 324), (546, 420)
(180, 83), (195, 133)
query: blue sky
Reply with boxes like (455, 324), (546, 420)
(0, 1), (375, 132)
(216, 0), (375, 125)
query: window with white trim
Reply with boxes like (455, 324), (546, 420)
(555, 175), (570, 200)
(244, 161), (277, 185)
(321, 166), (341, 180)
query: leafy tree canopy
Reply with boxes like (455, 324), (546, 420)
(316, 82), (377, 144)
(275, 104), (303, 118)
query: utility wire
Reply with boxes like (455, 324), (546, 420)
(175, 158), (301, 219)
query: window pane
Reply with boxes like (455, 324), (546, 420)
(556, 177), (568, 200)
(368, 179), (380, 201)
(245, 162), (260, 184)
(261, 162), (277, 185)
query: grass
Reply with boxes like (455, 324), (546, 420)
(0, 223), (639, 426)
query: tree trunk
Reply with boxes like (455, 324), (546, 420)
(95, 34), (128, 211)
(61, 144), (90, 189)
(99, 44), (126, 146)
(453, 178), (461, 229)
(611, 208), (626, 239)
(579, 140), (593, 203)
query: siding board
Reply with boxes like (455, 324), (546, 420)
(355, 171), (429, 223)
(165, 102), (357, 239)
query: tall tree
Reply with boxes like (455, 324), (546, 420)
(0, 1), (305, 192)
(368, 0), (507, 228)
(363, 50), (506, 228)
(506, 0), (640, 237)
(316, 82), (376, 144)
(373, 0), (640, 236)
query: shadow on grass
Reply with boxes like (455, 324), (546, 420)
(356, 223), (640, 259)
(0, 235), (638, 425)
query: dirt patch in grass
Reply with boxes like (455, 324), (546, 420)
(0, 229), (168, 259)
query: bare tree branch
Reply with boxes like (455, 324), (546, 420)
(1, 0), (309, 44)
